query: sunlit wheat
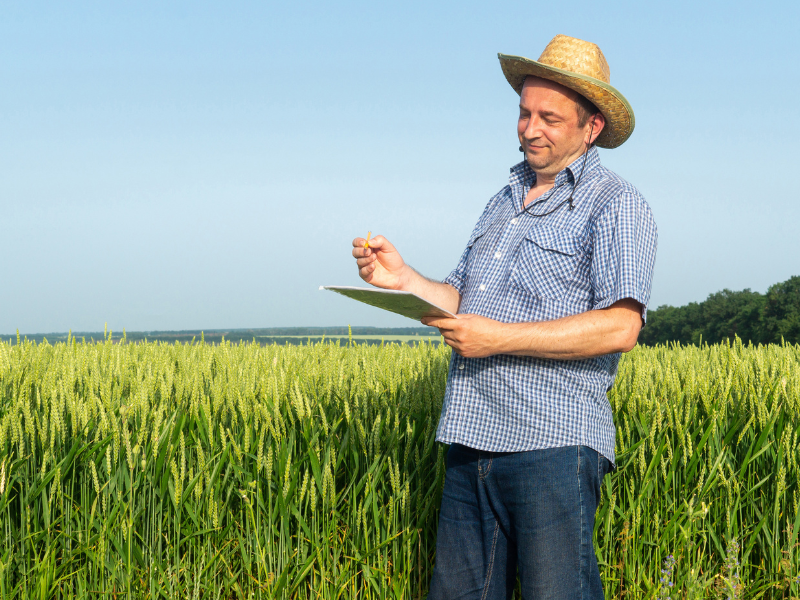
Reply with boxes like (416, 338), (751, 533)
(0, 334), (798, 598)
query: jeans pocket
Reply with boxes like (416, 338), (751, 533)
(598, 452), (610, 480)
(511, 225), (580, 299)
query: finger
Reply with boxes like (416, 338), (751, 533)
(441, 337), (462, 355)
(429, 318), (459, 331)
(445, 331), (464, 343)
(352, 246), (372, 258)
(423, 318), (447, 329)
(359, 263), (377, 278)
(356, 256), (376, 268)
(352, 238), (366, 248)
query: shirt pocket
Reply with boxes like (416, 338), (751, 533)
(511, 225), (581, 300)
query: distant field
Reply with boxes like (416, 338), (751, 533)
(3, 326), (442, 346)
(257, 334), (442, 345)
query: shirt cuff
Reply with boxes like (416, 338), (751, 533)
(593, 290), (649, 323)
(443, 270), (466, 296)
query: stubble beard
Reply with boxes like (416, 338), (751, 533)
(523, 152), (551, 171)
(523, 140), (585, 179)
(523, 145), (561, 177)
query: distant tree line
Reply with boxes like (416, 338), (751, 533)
(639, 276), (800, 346)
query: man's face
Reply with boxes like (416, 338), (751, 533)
(517, 77), (594, 176)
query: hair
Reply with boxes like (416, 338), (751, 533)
(574, 93), (600, 127)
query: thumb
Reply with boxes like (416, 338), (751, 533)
(366, 235), (396, 252)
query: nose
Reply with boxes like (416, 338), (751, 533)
(522, 114), (544, 142)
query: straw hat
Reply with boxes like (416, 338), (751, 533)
(498, 35), (634, 148)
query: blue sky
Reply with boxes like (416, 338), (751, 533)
(2, 0), (798, 333)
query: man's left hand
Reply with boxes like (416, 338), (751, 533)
(421, 314), (506, 358)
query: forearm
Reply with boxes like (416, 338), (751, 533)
(498, 301), (642, 360)
(398, 266), (461, 315)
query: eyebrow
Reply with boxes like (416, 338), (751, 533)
(518, 106), (563, 119)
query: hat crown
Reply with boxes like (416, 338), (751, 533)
(537, 34), (610, 84)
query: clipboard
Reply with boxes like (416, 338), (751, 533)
(320, 286), (456, 321)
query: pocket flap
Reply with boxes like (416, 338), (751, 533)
(466, 226), (487, 247)
(524, 225), (579, 256)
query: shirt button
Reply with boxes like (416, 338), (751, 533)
(494, 252), (501, 259)
(511, 218), (518, 225)
(479, 284), (486, 291)
(458, 363), (465, 370)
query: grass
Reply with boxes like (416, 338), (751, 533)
(0, 334), (798, 598)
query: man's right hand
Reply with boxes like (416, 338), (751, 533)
(352, 235), (407, 290)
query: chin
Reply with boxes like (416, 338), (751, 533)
(524, 154), (551, 169)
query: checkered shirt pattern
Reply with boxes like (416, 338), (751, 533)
(437, 146), (658, 464)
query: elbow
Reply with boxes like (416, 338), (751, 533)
(618, 336), (638, 354)
(616, 320), (642, 354)
(603, 298), (644, 354)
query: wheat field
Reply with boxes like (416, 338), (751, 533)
(0, 332), (798, 599)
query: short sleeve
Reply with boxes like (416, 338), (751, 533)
(442, 190), (505, 295)
(443, 220), (483, 296)
(590, 192), (658, 322)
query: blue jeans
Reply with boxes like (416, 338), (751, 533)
(428, 444), (611, 600)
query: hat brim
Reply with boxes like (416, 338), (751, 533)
(498, 53), (634, 149)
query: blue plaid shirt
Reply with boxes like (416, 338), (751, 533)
(437, 147), (657, 463)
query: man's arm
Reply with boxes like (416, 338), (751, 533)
(353, 235), (462, 314)
(398, 267), (462, 315)
(422, 298), (643, 360)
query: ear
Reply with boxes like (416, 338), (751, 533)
(587, 112), (606, 145)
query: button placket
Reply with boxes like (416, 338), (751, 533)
(489, 214), (522, 293)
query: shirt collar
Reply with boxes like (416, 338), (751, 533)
(564, 145), (600, 184)
(509, 146), (601, 213)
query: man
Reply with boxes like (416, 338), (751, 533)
(351, 34), (657, 599)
